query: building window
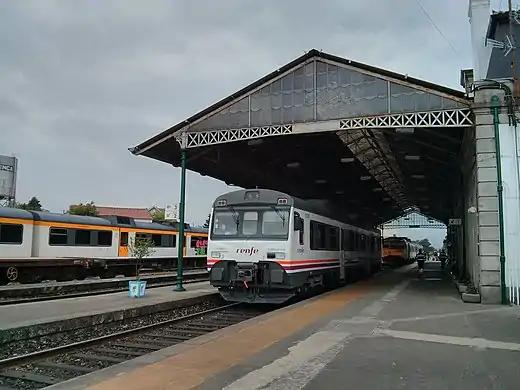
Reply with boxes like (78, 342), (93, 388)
(0, 223), (23, 244)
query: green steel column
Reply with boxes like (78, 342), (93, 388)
(174, 148), (187, 292)
(491, 95), (507, 304)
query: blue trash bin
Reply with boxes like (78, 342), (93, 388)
(129, 280), (147, 298)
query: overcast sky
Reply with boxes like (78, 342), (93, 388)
(0, 0), (506, 247)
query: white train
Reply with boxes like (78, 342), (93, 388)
(0, 207), (208, 284)
(207, 189), (382, 304)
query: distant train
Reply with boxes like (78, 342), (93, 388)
(382, 236), (421, 267)
(206, 189), (382, 304)
(0, 207), (208, 284)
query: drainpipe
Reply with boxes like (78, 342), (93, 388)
(490, 95), (507, 304)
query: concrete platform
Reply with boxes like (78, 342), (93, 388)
(0, 281), (216, 331)
(57, 262), (520, 390)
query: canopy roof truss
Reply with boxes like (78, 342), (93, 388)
(382, 210), (446, 229)
(131, 49), (473, 228)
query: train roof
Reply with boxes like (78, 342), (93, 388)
(214, 188), (378, 233)
(135, 220), (177, 232)
(0, 207), (35, 220)
(189, 226), (208, 234)
(30, 211), (114, 226)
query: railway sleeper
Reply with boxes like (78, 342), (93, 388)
(92, 348), (145, 357)
(0, 370), (59, 386)
(72, 353), (125, 364)
(36, 361), (95, 373)
(111, 342), (161, 350)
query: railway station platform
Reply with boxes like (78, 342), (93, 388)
(55, 262), (520, 390)
(0, 281), (216, 331)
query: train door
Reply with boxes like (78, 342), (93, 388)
(118, 230), (129, 257)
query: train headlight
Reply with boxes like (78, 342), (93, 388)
(211, 251), (222, 258)
(275, 252), (286, 259)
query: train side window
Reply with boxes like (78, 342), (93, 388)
(98, 231), (112, 246)
(75, 229), (92, 246)
(329, 227), (339, 250)
(49, 228), (68, 246)
(310, 221), (321, 250)
(341, 229), (348, 250)
(294, 213), (304, 245)
(162, 234), (175, 247)
(0, 223), (23, 244)
(120, 232), (129, 247)
(151, 234), (162, 247)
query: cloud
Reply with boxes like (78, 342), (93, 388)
(1, 0), (472, 227)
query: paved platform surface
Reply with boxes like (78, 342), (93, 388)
(0, 281), (216, 330)
(66, 262), (520, 390)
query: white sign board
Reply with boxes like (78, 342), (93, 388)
(165, 203), (179, 221)
(449, 218), (462, 226)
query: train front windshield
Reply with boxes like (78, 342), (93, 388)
(383, 240), (406, 249)
(211, 207), (290, 240)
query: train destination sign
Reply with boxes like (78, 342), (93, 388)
(0, 164), (13, 172)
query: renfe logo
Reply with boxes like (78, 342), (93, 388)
(236, 247), (259, 256)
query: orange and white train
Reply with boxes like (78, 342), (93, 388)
(0, 207), (208, 284)
(206, 189), (382, 304)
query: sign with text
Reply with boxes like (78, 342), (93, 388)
(449, 218), (462, 226)
(0, 164), (13, 172)
(165, 203), (179, 221)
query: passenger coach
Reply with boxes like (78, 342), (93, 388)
(0, 208), (208, 284)
(207, 189), (382, 304)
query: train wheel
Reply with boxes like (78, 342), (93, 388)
(6, 267), (19, 283)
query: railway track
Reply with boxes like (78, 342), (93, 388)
(0, 271), (209, 306)
(0, 302), (272, 390)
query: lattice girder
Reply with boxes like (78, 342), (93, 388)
(179, 108), (472, 148)
(340, 109), (472, 130)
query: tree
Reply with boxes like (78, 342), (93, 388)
(416, 238), (434, 253)
(150, 208), (165, 222)
(203, 213), (211, 228)
(128, 236), (155, 281)
(16, 196), (43, 211)
(68, 202), (98, 216)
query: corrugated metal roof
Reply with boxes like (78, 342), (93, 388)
(96, 206), (151, 220)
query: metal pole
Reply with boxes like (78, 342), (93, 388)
(491, 95), (507, 304)
(174, 149), (187, 292)
(508, 0), (518, 99)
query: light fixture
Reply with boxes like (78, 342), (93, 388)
(315, 179), (327, 184)
(286, 162), (300, 168)
(248, 139), (263, 146)
(341, 157), (355, 163)
(360, 176), (371, 181)
(404, 155), (420, 161)
(411, 174), (426, 179)
(395, 127), (415, 134)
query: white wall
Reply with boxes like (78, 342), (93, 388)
(500, 122), (520, 304)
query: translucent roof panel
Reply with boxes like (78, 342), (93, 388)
(188, 59), (467, 133)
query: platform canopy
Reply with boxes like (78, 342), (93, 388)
(381, 209), (446, 229)
(130, 49), (473, 228)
